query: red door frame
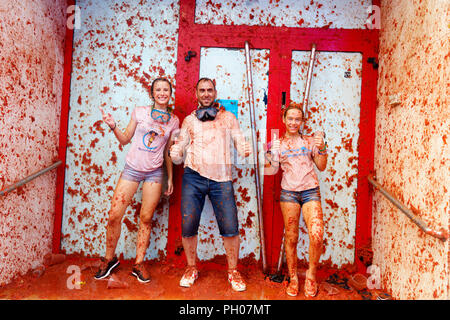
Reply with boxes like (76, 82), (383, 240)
(53, 0), (380, 273)
(53, 0), (75, 253)
(166, 0), (380, 273)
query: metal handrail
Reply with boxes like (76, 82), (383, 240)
(368, 174), (448, 242)
(0, 160), (62, 197)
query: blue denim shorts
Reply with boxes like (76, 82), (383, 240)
(181, 166), (239, 238)
(120, 163), (163, 184)
(280, 187), (321, 206)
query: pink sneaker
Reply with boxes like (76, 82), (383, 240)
(179, 266), (198, 288)
(228, 270), (246, 292)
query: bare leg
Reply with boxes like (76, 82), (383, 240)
(280, 201), (301, 281)
(301, 200), (324, 296)
(105, 178), (139, 261)
(135, 181), (162, 264)
(223, 235), (239, 270)
(182, 235), (198, 267)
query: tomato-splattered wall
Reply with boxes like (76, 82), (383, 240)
(3, 0), (446, 300)
(60, 0), (181, 261)
(1, 0), (378, 287)
(372, 0), (449, 299)
(0, 1), (67, 285)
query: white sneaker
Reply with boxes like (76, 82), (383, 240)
(179, 267), (198, 288)
(228, 270), (246, 292)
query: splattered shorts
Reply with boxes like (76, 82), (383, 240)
(120, 163), (163, 184)
(280, 187), (321, 206)
(181, 166), (239, 238)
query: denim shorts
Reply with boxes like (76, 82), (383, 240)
(120, 163), (163, 184)
(280, 187), (321, 206)
(181, 166), (239, 238)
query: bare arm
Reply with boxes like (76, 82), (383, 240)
(312, 132), (327, 171)
(230, 115), (252, 158)
(100, 106), (137, 145)
(263, 139), (280, 176)
(164, 137), (174, 195)
(169, 120), (190, 165)
(112, 119), (137, 145)
(313, 152), (327, 171)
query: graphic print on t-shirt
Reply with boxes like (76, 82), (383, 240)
(143, 130), (159, 150)
(282, 146), (313, 158)
(140, 125), (166, 152)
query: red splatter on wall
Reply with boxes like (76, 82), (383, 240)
(0, 0), (67, 286)
(372, 0), (448, 300)
(60, 0), (180, 262)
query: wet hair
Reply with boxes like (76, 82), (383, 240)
(196, 77), (216, 90)
(150, 77), (172, 99)
(283, 103), (304, 119)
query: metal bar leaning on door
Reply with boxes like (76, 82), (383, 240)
(302, 44), (317, 122)
(244, 41), (268, 273)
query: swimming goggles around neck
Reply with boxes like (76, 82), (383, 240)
(195, 102), (221, 122)
(151, 107), (171, 123)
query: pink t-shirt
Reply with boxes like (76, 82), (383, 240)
(279, 134), (320, 192)
(125, 106), (179, 172)
(170, 108), (249, 182)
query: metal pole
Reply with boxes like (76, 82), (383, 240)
(0, 161), (62, 197)
(302, 43), (316, 121)
(276, 234), (285, 272)
(244, 41), (267, 272)
(368, 175), (448, 242)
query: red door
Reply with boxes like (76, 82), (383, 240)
(166, 0), (379, 273)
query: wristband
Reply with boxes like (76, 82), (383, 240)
(318, 142), (328, 155)
(110, 123), (116, 131)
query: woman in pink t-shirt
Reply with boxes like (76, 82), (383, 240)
(266, 104), (328, 297)
(96, 78), (179, 283)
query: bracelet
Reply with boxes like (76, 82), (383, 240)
(109, 123), (116, 131)
(319, 142), (327, 153)
(318, 143), (328, 155)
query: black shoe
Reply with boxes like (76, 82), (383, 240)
(94, 256), (119, 280)
(131, 263), (151, 283)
